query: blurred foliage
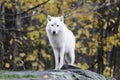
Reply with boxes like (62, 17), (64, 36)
(0, 0), (120, 78)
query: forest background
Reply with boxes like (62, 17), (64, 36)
(0, 0), (120, 79)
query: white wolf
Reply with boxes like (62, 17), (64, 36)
(46, 15), (75, 70)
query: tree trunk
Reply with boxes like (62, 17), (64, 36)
(0, 2), (5, 69)
(114, 47), (120, 79)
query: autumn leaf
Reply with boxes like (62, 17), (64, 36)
(20, 53), (26, 57)
(27, 31), (39, 40)
(32, 62), (38, 67)
(103, 67), (111, 77)
(26, 54), (37, 61)
(5, 63), (10, 68)
(5, 3), (13, 9)
(103, 22), (107, 30)
(81, 63), (89, 70)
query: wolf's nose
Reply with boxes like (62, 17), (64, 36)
(53, 31), (56, 35)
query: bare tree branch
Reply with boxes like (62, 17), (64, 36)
(0, 0), (50, 16)
(15, 0), (50, 16)
(0, 27), (38, 33)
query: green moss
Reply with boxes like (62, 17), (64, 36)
(0, 74), (38, 79)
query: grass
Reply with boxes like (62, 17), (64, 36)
(0, 74), (38, 79)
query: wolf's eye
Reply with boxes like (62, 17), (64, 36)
(51, 24), (54, 27)
(57, 25), (59, 27)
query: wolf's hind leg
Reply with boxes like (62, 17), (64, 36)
(64, 53), (70, 64)
(69, 50), (75, 65)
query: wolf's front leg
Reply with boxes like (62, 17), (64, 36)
(53, 48), (59, 70)
(59, 47), (65, 69)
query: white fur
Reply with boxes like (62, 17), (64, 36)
(46, 15), (75, 70)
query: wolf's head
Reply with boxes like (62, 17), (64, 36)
(46, 15), (64, 35)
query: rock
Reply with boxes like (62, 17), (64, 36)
(0, 65), (116, 80)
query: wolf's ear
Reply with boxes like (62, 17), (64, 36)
(60, 16), (64, 22)
(48, 15), (52, 21)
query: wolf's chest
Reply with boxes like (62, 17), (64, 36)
(50, 35), (64, 48)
